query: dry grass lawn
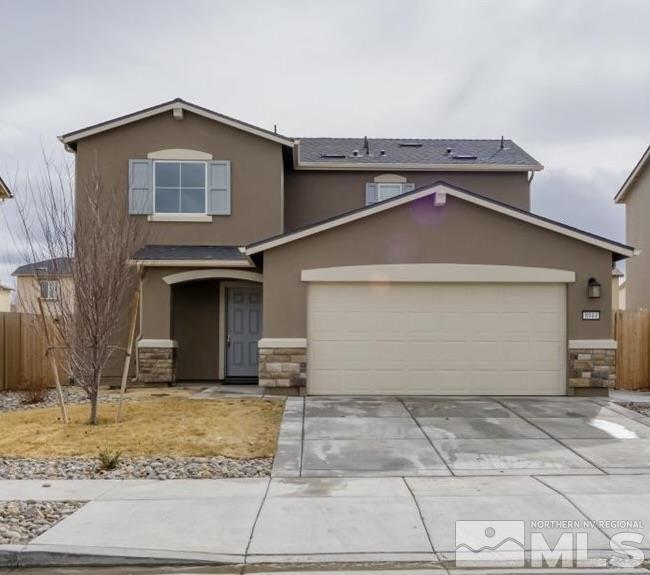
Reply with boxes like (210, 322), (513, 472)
(0, 398), (284, 458)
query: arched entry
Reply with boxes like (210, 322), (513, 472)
(163, 270), (263, 382)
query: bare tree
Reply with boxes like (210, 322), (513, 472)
(10, 156), (142, 424)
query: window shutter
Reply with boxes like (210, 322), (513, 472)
(128, 160), (153, 214)
(365, 183), (379, 206)
(207, 161), (231, 215)
(403, 183), (415, 193)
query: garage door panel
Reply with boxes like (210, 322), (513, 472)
(307, 282), (566, 396)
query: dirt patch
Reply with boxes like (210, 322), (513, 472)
(0, 397), (284, 458)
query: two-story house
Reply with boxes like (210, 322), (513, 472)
(59, 99), (634, 396)
(615, 145), (650, 310)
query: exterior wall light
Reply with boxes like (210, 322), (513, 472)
(587, 277), (601, 299)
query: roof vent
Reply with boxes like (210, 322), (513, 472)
(398, 142), (423, 148)
(379, 150), (386, 156)
(321, 153), (347, 159)
(451, 154), (478, 160)
(352, 150), (359, 156)
(445, 148), (452, 154)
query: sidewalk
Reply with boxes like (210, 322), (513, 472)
(1, 475), (650, 569)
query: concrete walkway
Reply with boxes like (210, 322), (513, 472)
(1, 474), (650, 569)
(274, 396), (650, 477)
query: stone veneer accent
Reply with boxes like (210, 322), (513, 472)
(138, 344), (177, 383)
(568, 346), (616, 393)
(259, 347), (306, 390)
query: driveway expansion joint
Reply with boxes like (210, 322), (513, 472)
(491, 397), (608, 475)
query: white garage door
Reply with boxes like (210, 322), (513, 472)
(307, 282), (566, 395)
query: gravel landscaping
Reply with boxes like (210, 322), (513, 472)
(0, 500), (85, 544)
(0, 456), (273, 480)
(0, 387), (88, 412)
(617, 402), (650, 418)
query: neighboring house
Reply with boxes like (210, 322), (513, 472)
(12, 258), (74, 316)
(58, 98), (635, 396)
(0, 175), (12, 202)
(615, 145), (650, 310)
(0, 284), (13, 312)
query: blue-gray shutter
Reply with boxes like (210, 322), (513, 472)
(128, 160), (153, 214)
(403, 183), (415, 194)
(207, 161), (231, 215)
(365, 183), (379, 206)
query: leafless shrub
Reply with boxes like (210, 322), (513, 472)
(19, 378), (50, 405)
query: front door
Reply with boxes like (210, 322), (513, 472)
(226, 286), (262, 378)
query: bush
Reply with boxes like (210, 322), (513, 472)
(19, 379), (50, 405)
(98, 447), (122, 471)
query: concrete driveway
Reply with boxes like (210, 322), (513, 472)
(273, 396), (650, 477)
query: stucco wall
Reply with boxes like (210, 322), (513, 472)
(625, 165), (650, 309)
(283, 170), (530, 231)
(74, 110), (285, 247)
(172, 280), (220, 380)
(262, 195), (614, 340)
(0, 289), (11, 312)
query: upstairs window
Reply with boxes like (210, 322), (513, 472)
(39, 280), (59, 300)
(377, 183), (405, 201)
(154, 161), (206, 214)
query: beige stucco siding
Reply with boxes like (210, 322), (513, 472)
(262, 195), (613, 340)
(0, 289), (11, 312)
(74, 110), (285, 247)
(625, 165), (650, 309)
(14, 276), (74, 316)
(283, 170), (530, 231)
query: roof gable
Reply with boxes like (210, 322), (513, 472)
(246, 182), (635, 259)
(59, 99), (295, 150)
(615, 145), (650, 203)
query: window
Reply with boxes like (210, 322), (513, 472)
(377, 183), (404, 201)
(39, 280), (59, 300)
(154, 161), (206, 214)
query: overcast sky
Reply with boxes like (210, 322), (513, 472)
(1, 0), (649, 286)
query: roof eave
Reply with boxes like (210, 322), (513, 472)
(293, 161), (544, 172)
(127, 259), (255, 268)
(615, 145), (650, 203)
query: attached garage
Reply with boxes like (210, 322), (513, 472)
(250, 183), (633, 396)
(304, 265), (570, 395)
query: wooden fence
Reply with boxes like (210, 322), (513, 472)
(0, 312), (54, 391)
(615, 309), (650, 390)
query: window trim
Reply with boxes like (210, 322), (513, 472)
(39, 279), (59, 301)
(153, 160), (208, 216)
(377, 182), (404, 202)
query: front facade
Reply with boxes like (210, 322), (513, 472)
(59, 99), (634, 395)
(615, 145), (650, 310)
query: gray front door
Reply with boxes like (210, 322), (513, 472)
(226, 286), (262, 378)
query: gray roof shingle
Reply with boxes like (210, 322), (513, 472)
(131, 245), (246, 262)
(13, 257), (73, 277)
(296, 138), (542, 169)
